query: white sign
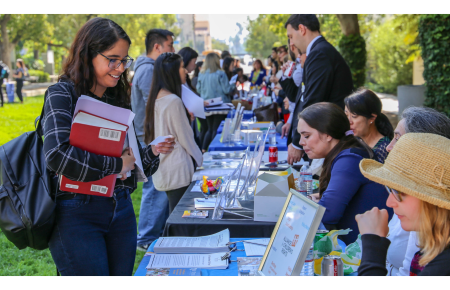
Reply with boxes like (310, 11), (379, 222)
(258, 189), (325, 276)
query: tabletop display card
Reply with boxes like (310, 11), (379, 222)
(258, 189), (325, 276)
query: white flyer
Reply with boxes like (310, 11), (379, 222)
(243, 238), (270, 256)
(181, 84), (205, 119)
(146, 253), (228, 269)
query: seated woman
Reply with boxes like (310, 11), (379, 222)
(298, 102), (393, 245)
(384, 106), (450, 275)
(344, 88), (394, 163)
(249, 59), (267, 87)
(144, 52), (203, 213)
(357, 132), (450, 276)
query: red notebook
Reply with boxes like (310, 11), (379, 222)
(59, 111), (129, 197)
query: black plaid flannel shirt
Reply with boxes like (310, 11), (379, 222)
(42, 80), (159, 196)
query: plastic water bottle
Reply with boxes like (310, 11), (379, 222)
(300, 164), (313, 196)
(300, 243), (314, 276)
(268, 122), (277, 145)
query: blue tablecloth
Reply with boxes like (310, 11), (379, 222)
(208, 133), (288, 152)
(134, 238), (348, 276)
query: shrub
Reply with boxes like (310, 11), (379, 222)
(339, 34), (367, 88)
(28, 70), (50, 82)
(366, 17), (413, 94)
(419, 15), (450, 116)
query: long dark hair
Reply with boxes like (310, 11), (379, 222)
(252, 59), (264, 72)
(60, 17), (131, 108)
(144, 53), (189, 144)
(194, 61), (203, 78)
(178, 47), (199, 92)
(298, 103), (373, 197)
(344, 88), (394, 140)
(222, 56), (235, 80)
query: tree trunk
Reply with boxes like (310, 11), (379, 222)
(0, 14), (12, 72)
(336, 14), (360, 36)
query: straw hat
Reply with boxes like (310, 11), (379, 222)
(360, 133), (450, 210)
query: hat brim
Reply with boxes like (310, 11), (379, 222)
(360, 159), (450, 210)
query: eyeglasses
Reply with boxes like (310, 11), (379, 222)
(97, 52), (134, 70)
(385, 185), (403, 202)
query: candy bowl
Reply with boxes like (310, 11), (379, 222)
(200, 176), (224, 199)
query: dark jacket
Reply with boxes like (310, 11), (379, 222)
(358, 234), (450, 276)
(280, 37), (353, 147)
(42, 79), (160, 197)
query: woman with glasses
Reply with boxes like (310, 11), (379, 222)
(357, 132), (450, 276)
(299, 102), (392, 245)
(43, 18), (174, 276)
(144, 52), (203, 214)
(344, 88), (394, 164)
(382, 107), (450, 276)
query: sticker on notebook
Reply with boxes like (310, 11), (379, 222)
(65, 184), (79, 189)
(99, 128), (121, 141)
(91, 185), (108, 194)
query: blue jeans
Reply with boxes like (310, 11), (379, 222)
(48, 188), (136, 276)
(137, 141), (170, 245)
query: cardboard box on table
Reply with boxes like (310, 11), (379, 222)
(254, 172), (295, 222)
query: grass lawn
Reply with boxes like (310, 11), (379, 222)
(0, 96), (146, 275)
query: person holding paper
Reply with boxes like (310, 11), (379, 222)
(297, 102), (392, 245)
(144, 52), (203, 213)
(196, 52), (237, 152)
(41, 18), (174, 276)
(131, 28), (175, 253)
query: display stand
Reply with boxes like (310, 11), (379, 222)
(257, 189), (326, 276)
(212, 148), (254, 221)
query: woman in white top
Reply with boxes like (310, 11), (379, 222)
(144, 52), (203, 213)
(384, 106), (450, 275)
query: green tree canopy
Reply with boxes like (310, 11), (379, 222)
(211, 38), (229, 52)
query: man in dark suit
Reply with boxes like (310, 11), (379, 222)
(280, 14), (354, 164)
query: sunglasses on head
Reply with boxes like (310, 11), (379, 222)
(385, 185), (403, 202)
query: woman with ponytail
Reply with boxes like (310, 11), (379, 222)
(298, 103), (393, 244)
(344, 88), (394, 163)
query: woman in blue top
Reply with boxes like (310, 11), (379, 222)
(298, 102), (393, 245)
(249, 59), (267, 87)
(197, 52), (236, 151)
(344, 88), (394, 164)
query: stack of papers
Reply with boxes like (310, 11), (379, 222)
(146, 253), (228, 270)
(243, 238), (270, 256)
(195, 198), (242, 210)
(153, 229), (230, 254)
(205, 103), (234, 111)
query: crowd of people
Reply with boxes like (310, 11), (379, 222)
(24, 14), (450, 276)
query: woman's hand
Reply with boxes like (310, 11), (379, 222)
(120, 147), (136, 180)
(151, 136), (175, 156)
(283, 97), (290, 110)
(355, 207), (389, 237)
(204, 101), (209, 106)
(308, 193), (320, 203)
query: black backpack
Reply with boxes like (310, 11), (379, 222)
(0, 103), (57, 250)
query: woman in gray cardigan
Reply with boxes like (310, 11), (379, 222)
(144, 53), (203, 213)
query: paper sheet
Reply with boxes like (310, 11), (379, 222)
(146, 253), (228, 269)
(155, 229), (229, 249)
(150, 135), (172, 145)
(195, 198), (242, 209)
(181, 85), (205, 119)
(243, 238), (270, 256)
(191, 185), (202, 192)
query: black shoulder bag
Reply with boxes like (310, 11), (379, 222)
(0, 100), (56, 250)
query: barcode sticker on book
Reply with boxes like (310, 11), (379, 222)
(65, 184), (79, 189)
(99, 128), (121, 141)
(91, 185), (108, 194)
